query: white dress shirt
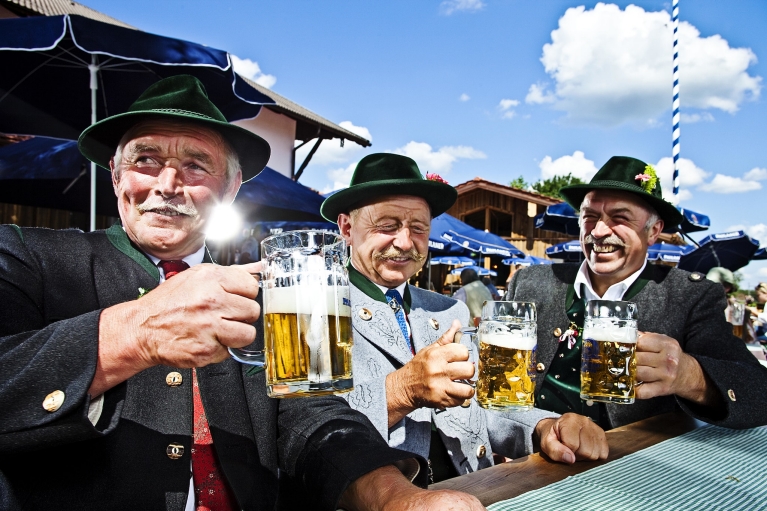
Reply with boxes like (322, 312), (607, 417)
(573, 260), (647, 302)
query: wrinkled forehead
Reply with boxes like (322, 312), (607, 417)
(119, 118), (229, 156)
(580, 189), (653, 216)
(354, 195), (432, 223)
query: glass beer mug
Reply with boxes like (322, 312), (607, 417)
(229, 230), (354, 398)
(476, 301), (537, 411)
(580, 300), (638, 404)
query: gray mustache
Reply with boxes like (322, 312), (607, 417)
(583, 233), (625, 247)
(137, 200), (198, 216)
(375, 247), (426, 263)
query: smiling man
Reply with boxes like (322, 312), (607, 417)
(322, 153), (609, 489)
(0, 76), (475, 511)
(506, 156), (767, 430)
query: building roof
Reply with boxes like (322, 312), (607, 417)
(455, 177), (561, 206)
(1, 0), (135, 28)
(240, 76), (370, 147)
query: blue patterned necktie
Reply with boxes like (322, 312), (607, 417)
(385, 289), (413, 353)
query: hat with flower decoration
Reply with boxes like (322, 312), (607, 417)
(320, 153), (457, 222)
(559, 156), (683, 227)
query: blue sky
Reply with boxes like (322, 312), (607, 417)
(83, 0), (767, 286)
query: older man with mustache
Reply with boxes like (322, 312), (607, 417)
(321, 153), (609, 489)
(505, 156), (767, 430)
(0, 77), (486, 511)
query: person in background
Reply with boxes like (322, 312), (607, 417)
(453, 268), (493, 320)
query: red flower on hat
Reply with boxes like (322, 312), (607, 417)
(426, 173), (449, 184)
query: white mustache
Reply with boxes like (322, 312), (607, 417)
(584, 233), (625, 247)
(137, 200), (197, 217)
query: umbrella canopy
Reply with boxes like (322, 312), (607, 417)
(674, 207), (710, 233)
(0, 137), (117, 216)
(646, 242), (689, 264)
(430, 256), (475, 266)
(450, 265), (497, 277)
(429, 214), (472, 256)
(546, 240), (583, 262)
(752, 247), (767, 261)
(235, 167), (327, 222)
(502, 255), (553, 266)
(534, 202), (579, 235)
(677, 231), (759, 273)
(0, 14), (273, 230)
(433, 213), (524, 258)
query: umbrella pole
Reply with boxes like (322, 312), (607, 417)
(89, 55), (99, 232)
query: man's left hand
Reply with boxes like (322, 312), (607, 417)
(635, 332), (716, 405)
(534, 413), (608, 464)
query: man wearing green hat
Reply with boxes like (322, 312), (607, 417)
(322, 153), (609, 485)
(0, 76), (479, 510)
(506, 156), (767, 430)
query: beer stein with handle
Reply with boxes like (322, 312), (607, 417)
(580, 300), (638, 404)
(476, 301), (537, 411)
(229, 230), (354, 398)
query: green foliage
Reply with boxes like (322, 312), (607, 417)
(532, 173), (585, 198)
(733, 271), (744, 293)
(509, 175), (529, 189)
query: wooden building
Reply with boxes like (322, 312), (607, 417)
(447, 177), (575, 257)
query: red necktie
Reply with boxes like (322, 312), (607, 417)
(158, 260), (237, 511)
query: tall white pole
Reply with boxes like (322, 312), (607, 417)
(89, 55), (98, 231)
(671, 0), (681, 199)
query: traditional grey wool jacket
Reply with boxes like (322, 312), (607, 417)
(0, 225), (422, 511)
(506, 263), (767, 430)
(344, 272), (556, 477)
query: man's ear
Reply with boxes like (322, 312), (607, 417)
(647, 218), (664, 245)
(222, 170), (243, 204)
(109, 158), (119, 195)
(337, 213), (352, 242)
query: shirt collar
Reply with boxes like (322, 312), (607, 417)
(574, 259), (647, 302)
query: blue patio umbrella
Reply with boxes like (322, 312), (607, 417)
(429, 214), (474, 256)
(678, 231), (760, 273)
(430, 256), (475, 266)
(502, 255), (553, 266)
(235, 167), (327, 222)
(534, 202), (580, 235)
(433, 213), (524, 258)
(0, 14), (273, 229)
(674, 207), (710, 233)
(546, 240), (583, 262)
(646, 243), (689, 264)
(450, 265), (497, 277)
(752, 247), (767, 260)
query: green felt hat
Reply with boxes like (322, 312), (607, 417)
(320, 153), (457, 222)
(78, 75), (270, 182)
(559, 156), (684, 227)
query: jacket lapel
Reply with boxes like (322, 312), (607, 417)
(351, 284), (413, 366)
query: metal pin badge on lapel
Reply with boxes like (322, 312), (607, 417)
(429, 318), (439, 330)
(358, 308), (373, 321)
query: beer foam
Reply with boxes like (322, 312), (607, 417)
(266, 286), (351, 316)
(583, 321), (636, 344)
(480, 332), (536, 350)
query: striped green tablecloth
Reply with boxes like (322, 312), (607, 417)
(488, 425), (767, 511)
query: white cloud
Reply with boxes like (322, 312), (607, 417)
(498, 98), (520, 119)
(393, 141), (486, 173)
(680, 112), (715, 123)
(321, 162), (358, 193)
(295, 121), (372, 166)
(231, 55), (276, 89)
(539, 151), (598, 182)
(744, 167), (767, 181)
(459, 93), (471, 102)
(699, 174), (762, 193)
(440, 0), (484, 15)
(530, 3), (761, 126)
(525, 83), (555, 104)
(654, 157), (710, 190)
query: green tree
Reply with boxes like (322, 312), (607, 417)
(509, 175), (529, 189)
(531, 173), (585, 199)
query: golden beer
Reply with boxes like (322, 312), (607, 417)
(732, 324), (744, 339)
(264, 286), (353, 397)
(476, 326), (537, 411)
(580, 328), (637, 404)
